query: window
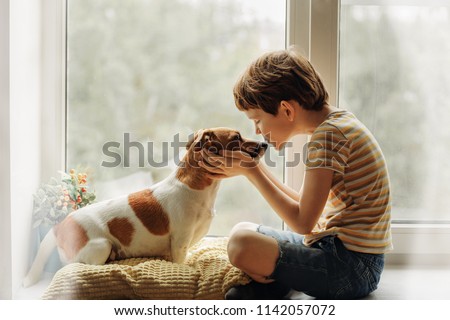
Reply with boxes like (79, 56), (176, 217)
(66, 0), (286, 235)
(284, 0), (450, 259)
(339, 0), (450, 223)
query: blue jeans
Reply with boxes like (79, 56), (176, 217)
(257, 225), (384, 299)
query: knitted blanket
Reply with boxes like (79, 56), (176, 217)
(42, 237), (250, 300)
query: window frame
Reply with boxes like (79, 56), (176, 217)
(42, 0), (67, 180)
(44, 0), (450, 270)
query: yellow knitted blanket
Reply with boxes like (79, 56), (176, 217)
(42, 237), (250, 300)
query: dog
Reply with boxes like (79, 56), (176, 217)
(23, 127), (268, 287)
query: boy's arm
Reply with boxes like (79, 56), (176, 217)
(257, 163), (301, 202)
(199, 149), (332, 234)
(247, 165), (333, 234)
(199, 149), (301, 201)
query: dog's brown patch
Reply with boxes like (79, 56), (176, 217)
(176, 167), (214, 190)
(54, 215), (88, 261)
(107, 217), (135, 246)
(128, 189), (170, 235)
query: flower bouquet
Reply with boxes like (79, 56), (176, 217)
(32, 169), (96, 228)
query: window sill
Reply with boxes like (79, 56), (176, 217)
(387, 223), (450, 266)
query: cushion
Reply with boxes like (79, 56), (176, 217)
(42, 237), (250, 299)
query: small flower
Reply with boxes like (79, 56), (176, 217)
(32, 169), (96, 228)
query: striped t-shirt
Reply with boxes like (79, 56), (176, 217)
(303, 110), (393, 254)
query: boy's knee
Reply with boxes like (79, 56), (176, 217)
(229, 221), (258, 238)
(227, 229), (257, 268)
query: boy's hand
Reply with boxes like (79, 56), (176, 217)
(198, 149), (260, 180)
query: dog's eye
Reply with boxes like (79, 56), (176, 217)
(233, 134), (241, 141)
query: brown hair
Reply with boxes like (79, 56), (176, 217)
(233, 48), (329, 115)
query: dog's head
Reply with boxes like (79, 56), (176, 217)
(186, 127), (268, 160)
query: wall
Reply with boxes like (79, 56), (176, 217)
(9, 0), (42, 297)
(0, 0), (65, 298)
(0, 0), (13, 300)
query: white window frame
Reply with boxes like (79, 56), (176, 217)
(285, 0), (450, 264)
(41, 0), (67, 180)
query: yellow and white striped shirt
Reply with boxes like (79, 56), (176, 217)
(304, 110), (393, 254)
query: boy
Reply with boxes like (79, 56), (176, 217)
(198, 48), (392, 299)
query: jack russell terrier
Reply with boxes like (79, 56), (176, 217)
(23, 127), (268, 287)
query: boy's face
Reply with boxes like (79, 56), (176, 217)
(243, 106), (293, 151)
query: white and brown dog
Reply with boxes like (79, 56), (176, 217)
(23, 127), (268, 287)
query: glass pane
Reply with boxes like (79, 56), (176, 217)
(67, 0), (286, 235)
(339, 1), (450, 222)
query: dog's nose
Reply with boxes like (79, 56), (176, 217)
(260, 142), (269, 150)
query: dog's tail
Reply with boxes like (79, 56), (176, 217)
(22, 228), (57, 287)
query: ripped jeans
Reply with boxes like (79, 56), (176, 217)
(257, 225), (384, 299)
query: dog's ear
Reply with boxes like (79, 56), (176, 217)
(186, 129), (211, 150)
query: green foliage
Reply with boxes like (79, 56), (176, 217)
(67, 0), (282, 182)
(66, 0), (285, 233)
(340, 6), (450, 219)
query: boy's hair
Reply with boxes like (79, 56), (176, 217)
(233, 48), (329, 115)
